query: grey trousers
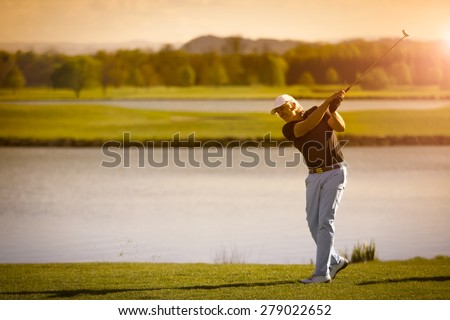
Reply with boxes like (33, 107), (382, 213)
(305, 165), (347, 276)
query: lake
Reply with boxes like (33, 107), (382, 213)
(0, 146), (449, 264)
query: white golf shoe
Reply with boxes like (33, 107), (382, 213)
(300, 274), (331, 284)
(330, 258), (349, 279)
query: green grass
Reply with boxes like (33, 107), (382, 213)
(1, 85), (450, 101)
(0, 257), (449, 299)
(1, 103), (450, 143)
(0, 86), (308, 101)
(0, 104), (279, 141)
(342, 106), (450, 136)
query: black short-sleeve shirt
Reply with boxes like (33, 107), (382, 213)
(282, 107), (344, 168)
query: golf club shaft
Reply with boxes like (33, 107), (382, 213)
(330, 32), (409, 110)
(346, 35), (408, 91)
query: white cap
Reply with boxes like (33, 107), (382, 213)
(270, 94), (300, 115)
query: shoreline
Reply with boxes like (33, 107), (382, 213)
(1, 135), (450, 147)
(2, 85), (450, 102)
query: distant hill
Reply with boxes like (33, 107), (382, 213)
(181, 35), (303, 54)
(0, 41), (167, 55)
(0, 35), (306, 55)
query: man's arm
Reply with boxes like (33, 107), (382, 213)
(327, 111), (346, 132)
(293, 90), (345, 137)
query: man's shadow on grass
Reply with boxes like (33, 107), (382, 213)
(357, 276), (450, 286)
(3, 277), (449, 299)
(2, 280), (296, 299)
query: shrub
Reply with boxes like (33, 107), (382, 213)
(350, 240), (378, 263)
(213, 246), (248, 264)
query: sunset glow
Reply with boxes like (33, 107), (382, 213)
(0, 0), (449, 44)
(445, 31), (450, 50)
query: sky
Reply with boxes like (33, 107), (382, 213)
(1, 0), (450, 45)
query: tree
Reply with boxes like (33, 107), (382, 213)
(51, 56), (99, 98)
(360, 67), (391, 90)
(298, 72), (315, 86)
(96, 51), (112, 94)
(424, 67), (443, 86)
(201, 53), (229, 87)
(261, 55), (287, 86)
(284, 44), (320, 85)
(140, 63), (161, 87)
(0, 51), (13, 85)
(223, 54), (247, 85)
(127, 68), (145, 87)
(96, 51), (130, 93)
(240, 53), (262, 85)
(390, 62), (412, 85)
(2, 65), (26, 93)
(154, 46), (188, 86)
(441, 72), (450, 89)
(440, 61), (450, 89)
(16, 51), (59, 87)
(178, 64), (196, 86)
(211, 61), (229, 86)
(325, 67), (340, 84)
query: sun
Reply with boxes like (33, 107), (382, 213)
(445, 31), (450, 51)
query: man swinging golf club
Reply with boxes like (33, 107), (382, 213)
(272, 30), (410, 283)
(271, 91), (349, 283)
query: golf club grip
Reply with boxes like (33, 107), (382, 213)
(329, 86), (351, 112)
(329, 98), (341, 113)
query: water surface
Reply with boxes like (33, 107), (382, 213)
(0, 146), (449, 264)
(11, 99), (450, 113)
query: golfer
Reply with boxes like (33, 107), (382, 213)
(271, 91), (349, 284)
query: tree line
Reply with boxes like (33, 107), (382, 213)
(1, 39), (449, 97)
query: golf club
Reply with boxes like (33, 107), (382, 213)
(330, 29), (410, 109)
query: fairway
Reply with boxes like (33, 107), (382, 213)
(1, 86), (450, 101)
(0, 257), (449, 300)
(1, 103), (450, 145)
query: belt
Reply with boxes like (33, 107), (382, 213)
(309, 163), (343, 174)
